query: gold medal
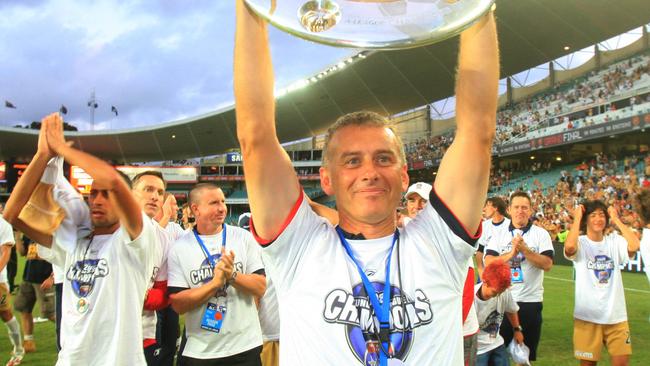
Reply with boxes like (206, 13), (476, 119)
(77, 298), (89, 314)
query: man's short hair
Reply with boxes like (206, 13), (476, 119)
(635, 189), (650, 224)
(116, 170), (132, 189)
(486, 196), (507, 216)
(580, 199), (609, 233)
(482, 259), (511, 293)
(189, 183), (221, 205)
(132, 170), (166, 189)
(322, 111), (406, 166)
(509, 191), (531, 206)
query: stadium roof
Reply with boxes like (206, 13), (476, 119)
(1, 0), (649, 163)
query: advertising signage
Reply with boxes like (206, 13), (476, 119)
(226, 152), (243, 164)
(70, 165), (198, 194)
(497, 114), (649, 157)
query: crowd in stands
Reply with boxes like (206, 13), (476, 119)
(495, 53), (650, 143)
(404, 132), (454, 165)
(404, 52), (650, 168)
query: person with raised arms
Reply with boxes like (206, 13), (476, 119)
(234, 1), (499, 364)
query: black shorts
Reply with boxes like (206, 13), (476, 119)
(181, 345), (262, 366)
(500, 301), (543, 361)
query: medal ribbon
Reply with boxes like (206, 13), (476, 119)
(336, 227), (399, 366)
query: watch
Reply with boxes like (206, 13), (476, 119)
(227, 271), (238, 285)
(513, 325), (523, 332)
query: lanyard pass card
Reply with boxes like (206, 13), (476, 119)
(201, 300), (227, 333)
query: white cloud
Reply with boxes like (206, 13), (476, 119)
(0, 0), (354, 132)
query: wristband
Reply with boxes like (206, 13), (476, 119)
(513, 325), (523, 332)
(227, 271), (238, 285)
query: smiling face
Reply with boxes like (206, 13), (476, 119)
(585, 209), (607, 235)
(320, 124), (409, 227)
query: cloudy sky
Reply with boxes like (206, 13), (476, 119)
(0, 0), (352, 131)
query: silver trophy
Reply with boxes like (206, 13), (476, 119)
(244, 0), (495, 49)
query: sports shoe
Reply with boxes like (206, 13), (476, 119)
(22, 340), (35, 353)
(33, 317), (49, 323)
(5, 351), (24, 366)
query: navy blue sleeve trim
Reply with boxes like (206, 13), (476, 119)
(167, 286), (189, 295)
(485, 249), (500, 257)
(253, 269), (266, 276)
(540, 250), (554, 259)
(477, 244), (485, 253)
(429, 188), (482, 246)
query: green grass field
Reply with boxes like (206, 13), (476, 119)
(2, 263), (649, 365)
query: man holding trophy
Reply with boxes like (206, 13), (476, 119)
(235, 0), (498, 364)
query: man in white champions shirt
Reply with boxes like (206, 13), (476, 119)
(564, 201), (639, 365)
(484, 191), (553, 363)
(168, 184), (265, 366)
(234, 1), (498, 364)
(130, 170), (175, 365)
(4, 113), (156, 365)
(476, 197), (510, 278)
(0, 216), (24, 366)
(635, 189), (650, 285)
(474, 260), (523, 366)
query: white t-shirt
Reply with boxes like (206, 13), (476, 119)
(474, 284), (519, 355)
(641, 228), (650, 285)
(0, 217), (16, 284)
(485, 224), (554, 302)
(478, 218), (511, 251)
(259, 276), (280, 342)
(566, 234), (629, 324)
(167, 225), (264, 359)
(36, 158), (156, 366)
(165, 221), (188, 240)
(47, 214), (156, 366)
(255, 192), (478, 365)
(141, 219), (173, 341)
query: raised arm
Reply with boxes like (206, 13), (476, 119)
(234, 1), (300, 241)
(608, 206), (640, 257)
(3, 114), (57, 246)
(44, 114), (143, 240)
(433, 10), (499, 232)
(564, 205), (583, 258)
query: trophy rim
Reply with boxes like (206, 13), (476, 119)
(244, 0), (496, 50)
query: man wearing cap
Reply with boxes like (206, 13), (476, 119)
(402, 182), (432, 226)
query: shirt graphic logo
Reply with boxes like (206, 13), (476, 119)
(190, 254), (222, 285)
(480, 310), (503, 339)
(323, 283), (433, 365)
(587, 255), (614, 284)
(67, 259), (109, 298)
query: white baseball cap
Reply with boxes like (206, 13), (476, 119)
(405, 182), (432, 200)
